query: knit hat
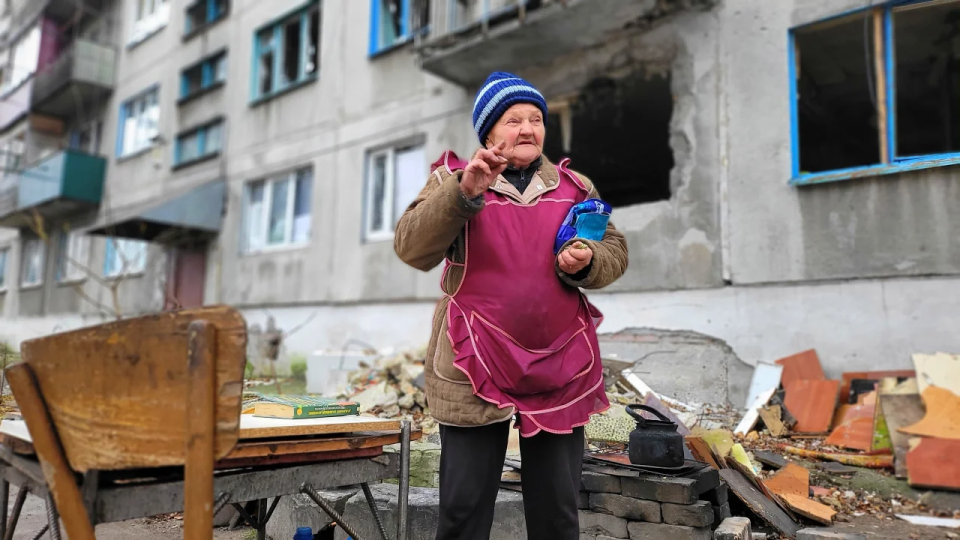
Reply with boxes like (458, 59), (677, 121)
(472, 71), (548, 144)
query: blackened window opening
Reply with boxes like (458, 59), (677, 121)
(543, 72), (673, 207)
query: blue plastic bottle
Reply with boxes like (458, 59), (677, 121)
(293, 526), (313, 540)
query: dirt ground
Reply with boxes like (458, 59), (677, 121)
(9, 488), (253, 540)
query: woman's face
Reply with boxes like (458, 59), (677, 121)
(485, 103), (545, 169)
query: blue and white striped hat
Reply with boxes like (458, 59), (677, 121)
(472, 71), (548, 144)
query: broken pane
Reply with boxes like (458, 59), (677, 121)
(282, 19), (302, 85)
(259, 51), (274, 95)
(306, 8), (320, 75)
(795, 12), (880, 173)
(893, 1), (960, 157)
(378, 0), (403, 48)
(543, 72), (673, 207)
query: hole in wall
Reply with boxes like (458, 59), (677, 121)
(544, 70), (674, 207)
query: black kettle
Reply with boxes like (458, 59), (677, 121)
(626, 404), (685, 468)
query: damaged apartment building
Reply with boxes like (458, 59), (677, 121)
(0, 0), (957, 383)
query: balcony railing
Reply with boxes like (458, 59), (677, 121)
(0, 150), (106, 228)
(31, 39), (117, 118)
(418, 0), (536, 49)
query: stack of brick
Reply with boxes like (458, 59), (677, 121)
(578, 465), (729, 540)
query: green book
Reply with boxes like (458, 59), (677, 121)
(252, 395), (360, 420)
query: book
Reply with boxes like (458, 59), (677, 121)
(252, 395), (360, 420)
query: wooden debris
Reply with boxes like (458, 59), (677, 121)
(810, 486), (832, 498)
(754, 450), (789, 470)
(758, 405), (788, 437)
(784, 379), (840, 433)
(780, 446), (894, 469)
(899, 386), (960, 440)
(879, 393), (925, 478)
(720, 469), (801, 539)
(775, 349), (826, 388)
(764, 463), (809, 498)
(815, 462), (857, 475)
(825, 391), (876, 451)
(692, 427), (735, 458)
(642, 393), (691, 436)
(779, 493), (837, 525)
(905, 438), (960, 491)
(838, 370), (915, 404)
(685, 436), (720, 469)
(730, 444), (759, 476)
(745, 363), (784, 409)
(736, 387), (777, 436)
(912, 352), (960, 396)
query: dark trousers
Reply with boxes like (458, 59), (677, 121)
(435, 421), (584, 540)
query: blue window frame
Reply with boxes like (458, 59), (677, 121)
(789, 0), (960, 185)
(180, 51), (227, 101)
(116, 86), (160, 158)
(251, 1), (320, 103)
(185, 0), (229, 37)
(174, 119), (224, 167)
(369, 0), (430, 56)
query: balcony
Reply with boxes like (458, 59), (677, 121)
(31, 39), (117, 119)
(12, 0), (106, 30)
(416, 0), (704, 87)
(0, 150), (106, 228)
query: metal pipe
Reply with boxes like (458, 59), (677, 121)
(397, 420), (411, 540)
(300, 483), (363, 540)
(4, 487), (29, 540)
(360, 483), (388, 540)
(0, 480), (9, 540)
(44, 492), (61, 540)
(28, 524), (47, 540)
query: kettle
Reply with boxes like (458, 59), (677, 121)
(626, 404), (685, 468)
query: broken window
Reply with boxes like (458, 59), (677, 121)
(370, 0), (428, 54)
(253, 2), (320, 100)
(543, 72), (674, 208)
(185, 0), (228, 36)
(791, 1), (960, 181)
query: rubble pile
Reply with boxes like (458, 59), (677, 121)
(340, 347), (438, 434)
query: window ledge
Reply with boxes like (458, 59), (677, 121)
(173, 151), (221, 171)
(57, 277), (87, 286)
(182, 13), (229, 42)
(126, 23), (168, 51)
(791, 155), (960, 186)
(104, 271), (145, 282)
(364, 232), (395, 244)
(242, 242), (311, 257)
(116, 145), (157, 163)
(178, 81), (226, 106)
(250, 74), (318, 107)
(19, 283), (43, 291)
(369, 36), (414, 59)
(0, 287), (7, 294)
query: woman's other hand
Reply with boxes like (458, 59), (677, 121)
(558, 241), (593, 274)
(460, 141), (508, 198)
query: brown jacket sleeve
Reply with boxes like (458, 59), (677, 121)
(394, 168), (484, 272)
(555, 172), (629, 290)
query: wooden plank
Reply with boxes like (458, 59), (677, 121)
(906, 438), (960, 491)
(216, 447), (383, 469)
(775, 350), (826, 388)
(720, 469), (800, 539)
(735, 387), (776, 436)
(239, 415), (401, 440)
(899, 386), (960, 439)
(839, 370), (915, 404)
(684, 437), (720, 469)
(825, 391), (876, 451)
(912, 353), (960, 396)
(784, 380), (840, 433)
(18, 306), (247, 472)
(754, 450), (788, 470)
(780, 493), (836, 525)
(227, 430), (420, 459)
(873, 7), (889, 164)
(758, 405), (788, 437)
(6, 364), (96, 540)
(745, 363), (784, 409)
(764, 463), (810, 499)
(184, 321), (216, 540)
(879, 393), (925, 478)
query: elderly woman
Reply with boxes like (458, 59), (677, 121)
(395, 71), (628, 540)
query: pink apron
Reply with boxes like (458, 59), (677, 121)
(435, 151), (610, 437)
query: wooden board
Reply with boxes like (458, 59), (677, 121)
(239, 414), (401, 440)
(735, 387), (777, 436)
(228, 429), (420, 459)
(899, 386), (960, 440)
(685, 437), (720, 469)
(839, 370), (915, 405)
(779, 493), (836, 525)
(764, 463), (809, 498)
(784, 379), (840, 433)
(912, 352), (960, 396)
(754, 450), (789, 470)
(745, 363), (784, 409)
(215, 446), (383, 469)
(720, 469), (800, 539)
(776, 350), (826, 388)
(825, 391), (876, 451)
(0, 419), (34, 454)
(905, 438), (960, 491)
(879, 393), (925, 478)
(758, 405), (788, 437)
(16, 306), (247, 472)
